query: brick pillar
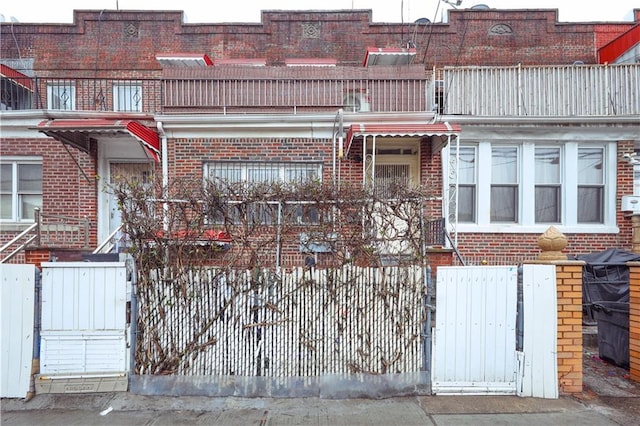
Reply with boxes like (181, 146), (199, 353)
(534, 226), (584, 394)
(554, 261), (585, 394)
(628, 262), (640, 382)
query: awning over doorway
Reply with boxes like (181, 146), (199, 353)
(35, 119), (161, 162)
(344, 122), (461, 157)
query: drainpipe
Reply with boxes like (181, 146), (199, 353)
(332, 108), (344, 187)
(156, 121), (169, 231)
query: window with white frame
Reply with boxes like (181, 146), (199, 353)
(447, 142), (613, 230)
(491, 146), (518, 223)
(448, 145), (476, 223)
(205, 161), (322, 224)
(577, 147), (604, 224)
(535, 147), (562, 223)
(47, 83), (75, 110)
(113, 83), (143, 112)
(0, 159), (43, 222)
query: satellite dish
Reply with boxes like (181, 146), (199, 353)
(414, 17), (431, 24)
(471, 4), (490, 10)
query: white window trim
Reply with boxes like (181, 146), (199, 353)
(0, 157), (43, 223)
(113, 83), (143, 112)
(444, 141), (618, 234)
(46, 83), (76, 110)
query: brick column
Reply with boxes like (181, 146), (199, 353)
(554, 261), (585, 394)
(628, 262), (640, 382)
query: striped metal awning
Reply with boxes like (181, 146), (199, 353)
(344, 122), (461, 157)
(35, 119), (161, 162)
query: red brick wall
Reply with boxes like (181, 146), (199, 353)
(0, 136), (99, 247)
(628, 262), (640, 382)
(2, 9), (636, 73)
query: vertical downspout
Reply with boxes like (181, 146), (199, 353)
(156, 122), (169, 232)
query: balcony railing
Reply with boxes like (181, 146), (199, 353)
(441, 63), (640, 116)
(1, 77), (163, 113)
(0, 208), (90, 263)
(1, 64), (638, 116)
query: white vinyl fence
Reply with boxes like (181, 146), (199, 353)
(1, 264), (36, 398)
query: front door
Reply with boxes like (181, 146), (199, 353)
(108, 162), (154, 237)
(364, 140), (420, 256)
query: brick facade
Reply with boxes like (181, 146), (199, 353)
(2, 9), (636, 72)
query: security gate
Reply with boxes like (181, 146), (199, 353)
(431, 264), (558, 397)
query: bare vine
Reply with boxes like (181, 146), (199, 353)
(111, 175), (437, 376)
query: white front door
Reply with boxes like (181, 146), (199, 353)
(108, 162), (153, 236)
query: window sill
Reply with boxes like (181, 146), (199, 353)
(0, 222), (35, 232)
(454, 224), (619, 234)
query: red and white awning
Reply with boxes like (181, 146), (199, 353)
(156, 53), (213, 67)
(35, 119), (161, 162)
(363, 47), (417, 67)
(0, 64), (33, 91)
(344, 122), (461, 156)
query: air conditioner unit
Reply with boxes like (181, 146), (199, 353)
(343, 91), (370, 112)
(621, 195), (640, 212)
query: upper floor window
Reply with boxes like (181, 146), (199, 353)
(47, 83), (75, 110)
(447, 142), (614, 231)
(113, 83), (143, 112)
(0, 158), (42, 222)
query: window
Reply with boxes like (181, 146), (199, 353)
(449, 146), (476, 222)
(446, 142), (614, 231)
(47, 83), (75, 110)
(205, 162), (322, 224)
(491, 147), (518, 223)
(535, 147), (561, 223)
(113, 83), (143, 112)
(0, 159), (43, 222)
(577, 147), (604, 223)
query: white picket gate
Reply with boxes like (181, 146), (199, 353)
(432, 264), (557, 397)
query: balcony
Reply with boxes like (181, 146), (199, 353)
(1, 64), (638, 117)
(441, 63), (640, 116)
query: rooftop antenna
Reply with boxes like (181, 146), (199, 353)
(442, 0), (463, 8)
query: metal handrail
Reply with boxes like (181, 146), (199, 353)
(0, 235), (37, 264)
(93, 224), (124, 254)
(0, 223), (39, 263)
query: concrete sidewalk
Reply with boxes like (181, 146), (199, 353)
(0, 392), (626, 426)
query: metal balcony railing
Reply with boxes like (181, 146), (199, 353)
(1, 64), (638, 116)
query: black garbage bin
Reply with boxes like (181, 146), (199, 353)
(591, 301), (630, 368)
